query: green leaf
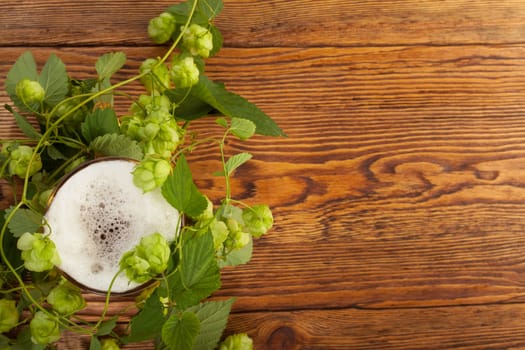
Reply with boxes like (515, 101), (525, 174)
(230, 118), (256, 140)
(46, 144), (67, 160)
(13, 327), (46, 350)
(165, 88), (214, 121)
(219, 236), (253, 267)
(122, 290), (166, 344)
(96, 316), (118, 336)
(0, 209), (23, 271)
(161, 155), (207, 217)
(93, 77), (114, 106)
(224, 152), (252, 176)
(215, 117), (227, 128)
(5, 207), (42, 237)
(191, 75), (285, 137)
(89, 134), (143, 160)
(167, 3), (209, 25)
(81, 108), (119, 142)
(38, 54), (69, 107)
(5, 51), (39, 110)
(89, 336), (102, 350)
(5, 104), (41, 140)
(95, 52), (126, 81)
(161, 311), (200, 350)
(0, 335), (11, 349)
(169, 232), (221, 309)
(190, 299), (235, 350)
(196, 0), (224, 20)
(208, 24), (223, 57)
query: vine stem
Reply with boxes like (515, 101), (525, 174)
(18, 0), (199, 204)
(220, 128), (231, 202)
(93, 268), (123, 332)
(0, 202), (89, 334)
(0, 0), (201, 340)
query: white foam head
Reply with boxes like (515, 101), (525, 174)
(44, 158), (180, 294)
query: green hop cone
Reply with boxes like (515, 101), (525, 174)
(231, 230), (251, 250)
(36, 188), (53, 209)
(0, 299), (19, 333)
(15, 79), (45, 106)
(218, 333), (253, 350)
(148, 12), (176, 44)
(30, 311), (61, 345)
(120, 233), (171, 283)
(54, 98), (88, 133)
(132, 157), (171, 192)
(209, 219), (229, 250)
(8, 145), (42, 178)
(120, 252), (151, 284)
(47, 280), (86, 315)
(242, 205), (274, 238)
(135, 233), (170, 274)
(17, 232), (61, 272)
(101, 338), (120, 350)
(139, 58), (171, 94)
(170, 55), (199, 88)
(182, 24), (213, 58)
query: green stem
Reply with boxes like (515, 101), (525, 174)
(220, 129), (231, 202)
(93, 268), (123, 332)
(0, 202), (89, 334)
(20, 0), (199, 204)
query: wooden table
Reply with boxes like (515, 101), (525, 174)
(3, 0), (525, 349)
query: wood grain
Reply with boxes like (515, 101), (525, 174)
(3, 1), (525, 47)
(2, 0), (525, 349)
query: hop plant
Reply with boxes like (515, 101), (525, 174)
(121, 95), (183, 159)
(170, 55), (200, 88)
(132, 157), (171, 192)
(0, 299), (19, 333)
(101, 338), (121, 350)
(148, 12), (176, 44)
(218, 333), (253, 350)
(6, 144), (42, 178)
(17, 232), (61, 272)
(120, 233), (171, 283)
(30, 311), (61, 345)
(139, 58), (171, 94)
(15, 79), (45, 106)
(53, 98), (88, 134)
(47, 280), (86, 315)
(242, 205), (273, 238)
(182, 24), (213, 58)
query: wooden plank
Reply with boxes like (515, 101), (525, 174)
(224, 304), (525, 349)
(2, 46), (525, 314)
(58, 303), (525, 349)
(2, 1), (525, 47)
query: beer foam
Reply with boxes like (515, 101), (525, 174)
(44, 159), (180, 293)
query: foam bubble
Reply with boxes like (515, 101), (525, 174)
(44, 159), (180, 293)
